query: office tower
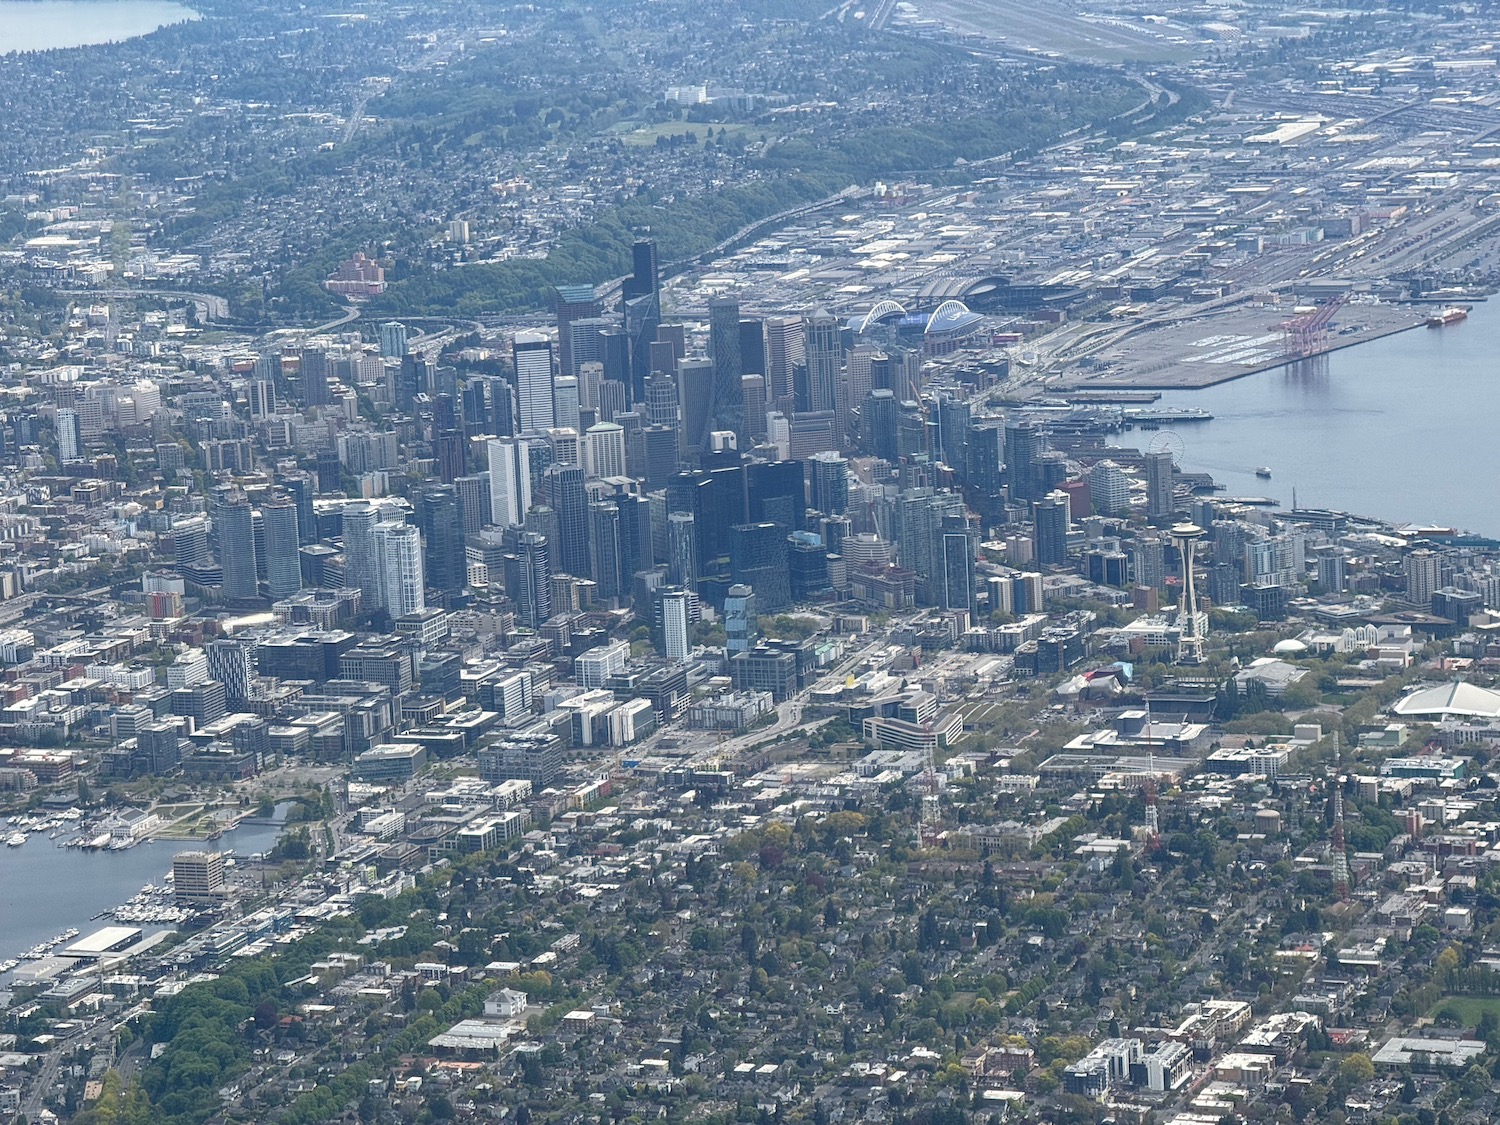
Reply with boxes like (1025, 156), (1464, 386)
(544, 464), (591, 577)
(583, 422), (627, 480)
(788, 532), (831, 601)
(658, 586), (691, 661)
(938, 516), (978, 615)
(708, 297), (743, 441)
(217, 495), (259, 601)
(725, 583), (758, 654)
(172, 851), (226, 904)
(487, 437), (532, 528)
(1405, 548), (1441, 608)
(1089, 460), (1130, 516)
(1145, 450), (1175, 520)
(845, 345), (880, 422)
(547, 426), (581, 469)
(511, 331), (554, 434)
(644, 372), (677, 427)
(1316, 546), (1348, 593)
(506, 531), (552, 628)
(764, 316), (804, 403)
(642, 425), (678, 489)
(341, 501), (380, 602)
(379, 321), (409, 359)
(623, 239), (660, 398)
(741, 374), (768, 442)
(937, 395), (971, 472)
(413, 484), (466, 597)
(261, 493), (303, 599)
(739, 316), (767, 378)
(374, 521), (425, 617)
(808, 451), (849, 517)
(897, 401), (926, 462)
(56, 408), (81, 463)
(748, 460), (805, 532)
(589, 502), (625, 602)
(247, 378), (276, 421)
(802, 308), (841, 414)
(554, 375), (580, 432)
(591, 379), (622, 424)
(299, 347), (330, 407)
(1130, 536), (1166, 590)
(1002, 418), (1043, 502)
(1172, 523), (1208, 663)
(731, 523), (791, 611)
(966, 422), (1004, 497)
(865, 389), (898, 461)
(553, 284), (600, 376)
(569, 323), (612, 385)
(454, 473), (490, 537)
(667, 511), (697, 587)
(677, 357), (713, 459)
(1087, 548), (1130, 588)
(649, 340), (677, 380)
(614, 411), (646, 479)
(1034, 491), (1071, 567)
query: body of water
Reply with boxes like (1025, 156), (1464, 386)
(1121, 301), (1500, 537)
(0, 819), (284, 965)
(0, 0), (198, 53)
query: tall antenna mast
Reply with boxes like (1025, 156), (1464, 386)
(1330, 731), (1350, 901)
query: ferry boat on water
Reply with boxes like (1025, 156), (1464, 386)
(1255, 467), (1273, 479)
(1427, 306), (1469, 328)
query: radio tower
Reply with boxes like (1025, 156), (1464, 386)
(920, 740), (941, 846)
(1330, 733), (1350, 901)
(1143, 751), (1161, 853)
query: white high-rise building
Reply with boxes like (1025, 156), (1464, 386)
(512, 331), (554, 434)
(547, 427), (581, 468)
(56, 408), (82, 462)
(486, 437), (531, 528)
(554, 375), (581, 432)
(1088, 460), (1130, 516)
(583, 422), (627, 480)
(374, 521), (425, 617)
(660, 587), (690, 662)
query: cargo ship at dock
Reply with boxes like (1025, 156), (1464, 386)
(1426, 307), (1469, 328)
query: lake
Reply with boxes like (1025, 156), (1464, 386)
(0, 0), (198, 53)
(0, 819), (285, 966)
(1121, 300), (1500, 537)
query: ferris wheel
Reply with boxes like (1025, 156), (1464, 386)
(1149, 429), (1185, 466)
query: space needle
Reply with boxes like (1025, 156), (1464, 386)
(1171, 522), (1207, 664)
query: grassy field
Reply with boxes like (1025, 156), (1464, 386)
(613, 121), (758, 147)
(1430, 996), (1500, 1025)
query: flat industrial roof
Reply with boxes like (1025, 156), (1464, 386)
(63, 926), (143, 957)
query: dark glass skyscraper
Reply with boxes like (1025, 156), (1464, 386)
(413, 484), (466, 598)
(730, 522), (791, 612)
(708, 297), (743, 444)
(544, 464), (591, 578)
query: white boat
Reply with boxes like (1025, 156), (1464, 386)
(5, 833), (24, 847)
(1254, 466), (1272, 479)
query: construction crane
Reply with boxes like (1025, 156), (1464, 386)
(1280, 294), (1348, 359)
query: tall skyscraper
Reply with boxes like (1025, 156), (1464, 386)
(708, 297), (744, 444)
(379, 321), (409, 359)
(1405, 548), (1441, 608)
(802, 309), (841, 413)
(56, 408), (82, 463)
(808, 451), (849, 517)
(584, 422), (627, 481)
(677, 357), (713, 459)
(217, 495), (259, 602)
(1145, 450), (1176, 520)
(747, 460), (805, 532)
(1089, 460), (1130, 516)
(589, 502), (625, 602)
(865, 389), (899, 461)
(741, 374), (767, 443)
(544, 464), (591, 577)
(731, 522), (791, 611)
(261, 493), (303, 599)
(667, 511), (697, 588)
(764, 316), (804, 403)
(1034, 491), (1071, 567)
(1005, 418), (1045, 502)
(506, 531), (552, 627)
(341, 501), (380, 600)
(511, 331), (555, 434)
(300, 348), (331, 407)
(553, 284), (600, 377)
(413, 484), (466, 598)
(658, 586), (691, 662)
(623, 239), (660, 399)
(487, 437), (532, 528)
(554, 375), (581, 432)
(725, 583), (758, 654)
(374, 521), (425, 617)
